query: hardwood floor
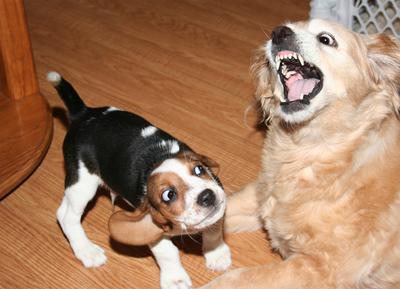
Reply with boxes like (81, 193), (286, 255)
(0, 1), (309, 288)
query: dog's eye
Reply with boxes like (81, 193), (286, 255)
(161, 188), (177, 203)
(193, 165), (205, 177)
(317, 32), (337, 47)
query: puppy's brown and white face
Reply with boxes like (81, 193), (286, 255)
(255, 19), (400, 124)
(147, 153), (225, 232)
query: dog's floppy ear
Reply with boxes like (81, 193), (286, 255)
(251, 47), (277, 124)
(149, 206), (173, 232)
(108, 206), (164, 246)
(365, 34), (400, 116)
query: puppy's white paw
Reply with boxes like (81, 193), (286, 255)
(73, 242), (107, 268)
(204, 243), (231, 271)
(160, 267), (192, 289)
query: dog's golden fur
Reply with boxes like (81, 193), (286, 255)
(202, 19), (400, 289)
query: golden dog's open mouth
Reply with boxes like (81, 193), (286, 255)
(275, 50), (323, 113)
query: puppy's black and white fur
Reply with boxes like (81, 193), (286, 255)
(48, 72), (231, 289)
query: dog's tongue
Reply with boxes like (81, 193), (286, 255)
(285, 73), (320, 102)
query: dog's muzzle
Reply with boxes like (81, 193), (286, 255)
(270, 26), (324, 113)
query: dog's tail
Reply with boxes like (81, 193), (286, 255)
(47, 71), (87, 120)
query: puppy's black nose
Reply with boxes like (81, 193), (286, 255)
(271, 26), (294, 45)
(197, 189), (216, 207)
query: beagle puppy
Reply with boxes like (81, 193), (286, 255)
(48, 72), (231, 289)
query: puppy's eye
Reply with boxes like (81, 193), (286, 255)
(161, 188), (177, 203)
(317, 32), (337, 47)
(193, 165), (205, 177)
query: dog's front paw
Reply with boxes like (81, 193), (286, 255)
(204, 242), (231, 271)
(73, 242), (107, 268)
(160, 267), (192, 289)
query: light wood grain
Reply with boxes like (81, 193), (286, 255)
(0, 0), (38, 100)
(0, 93), (52, 197)
(0, 0), (309, 288)
(0, 0), (52, 198)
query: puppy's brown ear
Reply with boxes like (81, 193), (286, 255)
(365, 34), (400, 116)
(108, 210), (164, 246)
(149, 207), (174, 232)
(251, 47), (277, 124)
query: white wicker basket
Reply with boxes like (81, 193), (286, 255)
(310, 0), (400, 37)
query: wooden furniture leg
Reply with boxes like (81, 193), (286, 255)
(0, 0), (52, 198)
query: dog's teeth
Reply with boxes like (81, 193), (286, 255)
(276, 57), (281, 70)
(300, 93), (304, 100)
(286, 70), (296, 77)
(293, 53), (298, 60)
(298, 55), (304, 66)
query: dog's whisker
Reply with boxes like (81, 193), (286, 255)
(258, 24), (271, 39)
(185, 230), (201, 245)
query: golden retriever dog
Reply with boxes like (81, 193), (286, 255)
(201, 19), (400, 289)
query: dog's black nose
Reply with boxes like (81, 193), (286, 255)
(197, 189), (216, 207)
(271, 26), (294, 45)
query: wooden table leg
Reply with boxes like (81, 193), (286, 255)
(0, 0), (53, 198)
